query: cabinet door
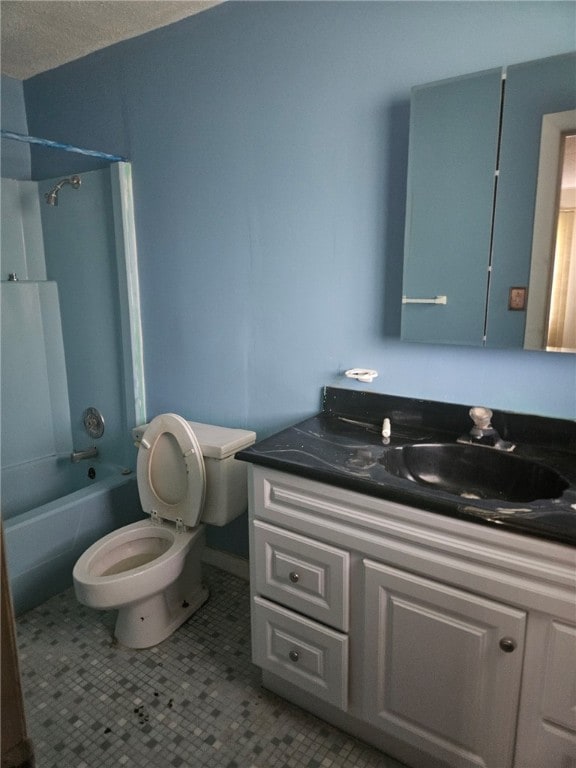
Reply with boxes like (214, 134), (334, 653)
(363, 559), (526, 768)
(514, 619), (576, 768)
(401, 68), (502, 346)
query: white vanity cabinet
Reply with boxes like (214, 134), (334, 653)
(248, 466), (576, 768)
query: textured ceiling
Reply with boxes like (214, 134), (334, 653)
(1, 1), (222, 80)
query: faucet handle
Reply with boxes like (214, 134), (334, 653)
(469, 406), (493, 430)
(463, 407), (515, 452)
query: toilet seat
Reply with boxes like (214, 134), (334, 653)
(137, 413), (205, 527)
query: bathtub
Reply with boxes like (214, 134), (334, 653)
(2, 456), (142, 615)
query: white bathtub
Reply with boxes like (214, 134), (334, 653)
(2, 456), (142, 615)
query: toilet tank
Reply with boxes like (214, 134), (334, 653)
(132, 420), (256, 527)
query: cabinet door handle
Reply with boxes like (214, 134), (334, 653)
(289, 650), (300, 662)
(289, 571), (300, 583)
(499, 637), (517, 653)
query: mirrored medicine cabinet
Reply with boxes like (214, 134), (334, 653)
(401, 52), (576, 353)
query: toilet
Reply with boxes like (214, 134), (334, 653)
(73, 413), (256, 649)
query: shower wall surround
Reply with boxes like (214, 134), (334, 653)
(1, 177), (72, 465)
(0, 170), (134, 470)
(1, 280), (72, 465)
(1, 178), (44, 275)
(38, 167), (128, 465)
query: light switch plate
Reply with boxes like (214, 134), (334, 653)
(508, 287), (527, 311)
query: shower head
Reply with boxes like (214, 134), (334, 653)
(44, 175), (81, 206)
(45, 189), (60, 206)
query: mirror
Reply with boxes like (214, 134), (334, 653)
(401, 52), (576, 352)
(548, 132), (576, 349)
(525, 114), (576, 351)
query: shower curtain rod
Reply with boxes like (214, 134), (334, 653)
(1, 130), (127, 162)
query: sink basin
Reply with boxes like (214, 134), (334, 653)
(381, 443), (568, 503)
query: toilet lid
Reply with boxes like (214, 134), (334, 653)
(137, 413), (205, 527)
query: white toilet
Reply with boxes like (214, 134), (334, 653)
(73, 413), (256, 649)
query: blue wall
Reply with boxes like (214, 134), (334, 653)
(22, 2), (576, 435)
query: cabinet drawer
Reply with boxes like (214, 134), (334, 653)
(253, 520), (349, 631)
(252, 596), (348, 710)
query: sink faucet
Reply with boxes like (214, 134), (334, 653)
(70, 446), (99, 463)
(457, 407), (515, 452)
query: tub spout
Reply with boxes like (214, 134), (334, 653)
(71, 446), (99, 463)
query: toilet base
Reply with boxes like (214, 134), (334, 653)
(114, 583), (209, 649)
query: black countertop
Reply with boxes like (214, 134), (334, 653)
(236, 387), (576, 547)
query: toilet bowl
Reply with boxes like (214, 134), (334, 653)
(73, 413), (256, 648)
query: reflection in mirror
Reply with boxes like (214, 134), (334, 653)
(547, 133), (576, 350)
(525, 111), (576, 352)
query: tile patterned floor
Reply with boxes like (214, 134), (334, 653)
(16, 566), (408, 768)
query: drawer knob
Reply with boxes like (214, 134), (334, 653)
(289, 571), (300, 583)
(499, 637), (517, 653)
(289, 650), (300, 663)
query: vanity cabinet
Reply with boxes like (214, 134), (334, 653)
(248, 466), (576, 768)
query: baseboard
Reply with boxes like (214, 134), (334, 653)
(202, 547), (250, 581)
